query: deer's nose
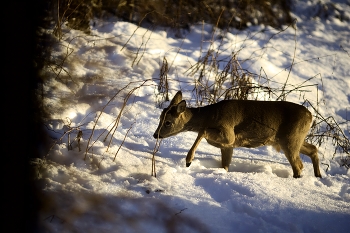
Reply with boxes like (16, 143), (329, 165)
(153, 133), (163, 139)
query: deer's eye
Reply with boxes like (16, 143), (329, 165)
(165, 121), (172, 127)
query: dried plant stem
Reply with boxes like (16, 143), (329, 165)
(113, 121), (135, 161)
(132, 27), (154, 67)
(85, 80), (152, 160)
(278, 19), (297, 101)
(304, 99), (350, 158)
(104, 87), (136, 149)
(45, 121), (85, 157)
(121, 11), (155, 51)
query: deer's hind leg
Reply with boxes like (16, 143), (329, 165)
(278, 139), (304, 178)
(300, 141), (322, 178)
(221, 148), (233, 171)
(285, 150), (304, 178)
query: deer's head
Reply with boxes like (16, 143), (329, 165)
(153, 91), (187, 139)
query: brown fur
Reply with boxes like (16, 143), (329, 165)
(153, 91), (322, 178)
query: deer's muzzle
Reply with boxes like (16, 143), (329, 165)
(153, 133), (163, 139)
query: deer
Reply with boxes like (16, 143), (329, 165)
(153, 91), (322, 178)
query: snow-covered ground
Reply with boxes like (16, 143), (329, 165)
(35, 0), (349, 232)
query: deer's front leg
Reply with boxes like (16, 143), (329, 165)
(186, 132), (205, 167)
(221, 148), (233, 171)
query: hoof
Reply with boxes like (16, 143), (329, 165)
(186, 162), (191, 167)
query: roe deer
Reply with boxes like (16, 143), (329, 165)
(153, 91), (322, 178)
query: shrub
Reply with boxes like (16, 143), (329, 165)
(49, 0), (293, 35)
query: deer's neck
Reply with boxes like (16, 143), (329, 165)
(183, 107), (207, 132)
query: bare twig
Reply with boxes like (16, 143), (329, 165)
(85, 80), (153, 160)
(121, 11), (155, 51)
(114, 121), (135, 161)
(278, 19), (298, 101)
(304, 99), (350, 160)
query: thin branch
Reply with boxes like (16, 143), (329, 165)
(114, 121), (135, 161)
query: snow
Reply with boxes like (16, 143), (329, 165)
(36, 0), (349, 232)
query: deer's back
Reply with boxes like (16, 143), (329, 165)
(202, 99), (311, 122)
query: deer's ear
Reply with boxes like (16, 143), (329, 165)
(170, 91), (182, 105)
(176, 100), (186, 114)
